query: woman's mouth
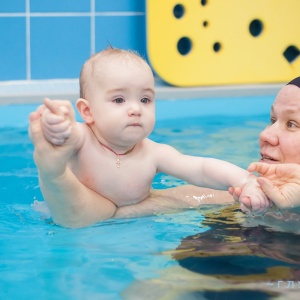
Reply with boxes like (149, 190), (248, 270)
(260, 155), (278, 163)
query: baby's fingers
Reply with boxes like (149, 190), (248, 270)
(242, 195), (269, 214)
(42, 109), (65, 125)
(42, 121), (71, 145)
(44, 119), (71, 134)
(43, 127), (71, 145)
(240, 202), (251, 213)
(228, 187), (242, 202)
(44, 97), (68, 116)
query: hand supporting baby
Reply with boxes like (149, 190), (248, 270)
(29, 98), (81, 178)
(41, 97), (73, 145)
(248, 162), (300, 212)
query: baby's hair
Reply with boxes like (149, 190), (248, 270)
(79, 46), (147, 99)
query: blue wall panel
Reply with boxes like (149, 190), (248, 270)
(31, 17), (91, 79)
(0, 18), (26, 80)
(0, 0), (26, 13)
(95, 0), (145, 12)
(30, 0), (90, 13)
(0, 0), (147, 81)
(95, 15), (146, 56)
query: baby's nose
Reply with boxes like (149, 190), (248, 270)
(128, 103), (141, 115)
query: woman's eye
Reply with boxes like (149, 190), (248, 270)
(141, 98), (150, 104)
(270, 117), (276, 124)
(287, 121), (297, 128)
(114, 98), (124, 104)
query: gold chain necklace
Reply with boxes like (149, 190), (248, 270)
(89, 125), (135, 168)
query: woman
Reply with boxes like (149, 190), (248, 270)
(230, 76), (300, 213)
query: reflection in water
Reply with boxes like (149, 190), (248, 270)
(171, 205), (300, 299)
(176, 205), (300, 263)
(123, 206), (300, 300)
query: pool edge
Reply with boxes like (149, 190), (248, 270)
(0, 78), (283, 105)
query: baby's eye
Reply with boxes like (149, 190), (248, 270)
(270, 117), (276, 124)
(141, 97), (151, 104)
(114, 98), (125, 104)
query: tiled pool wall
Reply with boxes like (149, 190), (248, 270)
(0, 0), (284, 106)
(0, 0), (146, 81)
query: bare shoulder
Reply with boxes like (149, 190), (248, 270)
(72, 122), (92, 153)
(142, 139), (181, 164)
(143, 138), (177, 151)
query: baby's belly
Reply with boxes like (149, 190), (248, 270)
(100, 182), (152, 207)
(79, 172), (153, 207)
(109, 188), (151, 207)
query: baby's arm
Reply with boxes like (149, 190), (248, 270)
(247, 162), (300, 211)
(155, 143), (269, 213)
(29, 98), (117, 227)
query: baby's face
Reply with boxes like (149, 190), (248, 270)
(259, 84), (300, 164)
(87, 57), (155, 147)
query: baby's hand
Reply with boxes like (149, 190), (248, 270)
(228, 186), (251, 212)
(230, 176), (270, 214)
(240, 184), (270, 214)
(41, 98), (73, 145)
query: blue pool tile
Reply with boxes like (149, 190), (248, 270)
(0, 0), (26, 13)
(95, 0), (145, 12)
(95, 15), (146, 57)
(30, 17), (91, 79)
(30, 0), (90, 13)
(0, 18), (26, 80)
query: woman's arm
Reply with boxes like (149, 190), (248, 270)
(30, 99), (117, 228)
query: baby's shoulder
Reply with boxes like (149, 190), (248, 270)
(73, 123), (95, 153)
(143, 138), (175, 153)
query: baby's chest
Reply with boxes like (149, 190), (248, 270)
(72, 152), (157, 203)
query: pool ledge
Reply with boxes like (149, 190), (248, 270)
(0, 78), (284, 105)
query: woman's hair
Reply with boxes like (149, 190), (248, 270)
(287, 76), (300, 88)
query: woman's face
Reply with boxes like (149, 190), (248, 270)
(259, 84), (300, 164)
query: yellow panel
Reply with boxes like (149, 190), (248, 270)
(146, 0), (300, 86)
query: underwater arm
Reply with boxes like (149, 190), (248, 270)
(114, 185), (234, 219)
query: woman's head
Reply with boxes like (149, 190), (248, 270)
(259, 76), (300, 164)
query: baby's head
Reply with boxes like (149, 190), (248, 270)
(79, 47), (152, 100)
(77, 47), (155, 146)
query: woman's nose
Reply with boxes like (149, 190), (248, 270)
(259, 123), (279, 146)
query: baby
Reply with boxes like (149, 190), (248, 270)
(29, 48), (268, 227)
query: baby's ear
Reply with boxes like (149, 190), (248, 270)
(76, 98), (93, 123)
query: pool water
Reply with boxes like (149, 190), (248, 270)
(1, 98), (300, 300)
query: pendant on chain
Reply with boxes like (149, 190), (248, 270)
(116, 155), (121, 168)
